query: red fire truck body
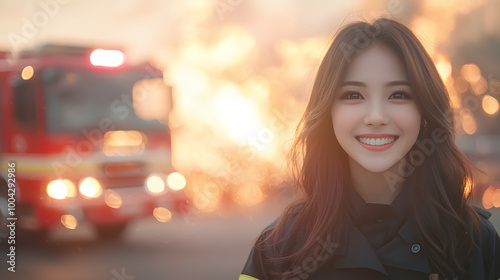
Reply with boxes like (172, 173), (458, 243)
(0, 45), (187, 238)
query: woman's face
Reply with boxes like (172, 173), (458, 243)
(330, 43), (421, 174)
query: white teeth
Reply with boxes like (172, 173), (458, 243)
(358, 137), (396, 146)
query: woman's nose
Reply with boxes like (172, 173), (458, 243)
(364, 101), (389, 126)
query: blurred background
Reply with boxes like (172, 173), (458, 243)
(0, 0), (499, 279)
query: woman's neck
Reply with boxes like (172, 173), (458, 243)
(348, 158), (404, 205)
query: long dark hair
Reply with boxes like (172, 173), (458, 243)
(261, 18), (482, 279)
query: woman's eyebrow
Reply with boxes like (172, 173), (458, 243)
(341, 81), (365, 87)
(341, 80), (410, 87)
(386, 80), (410, 86)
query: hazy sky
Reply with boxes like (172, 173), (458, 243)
(0, 0), (358, 63)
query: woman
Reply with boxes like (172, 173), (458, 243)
(239, 18), (500, 280)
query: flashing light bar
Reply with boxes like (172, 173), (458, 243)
(90, 49), (125, 67)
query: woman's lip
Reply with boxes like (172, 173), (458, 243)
(356, 134), (399, 138)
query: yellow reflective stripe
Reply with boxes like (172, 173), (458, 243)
(239, 275), (259, 280)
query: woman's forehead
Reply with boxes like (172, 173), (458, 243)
(342, 43), (409, 86)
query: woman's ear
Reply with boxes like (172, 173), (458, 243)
(420, 118), (429, 133)
(421, 118), (428, 127)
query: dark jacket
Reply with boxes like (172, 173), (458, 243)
(239, 207), (500, 280)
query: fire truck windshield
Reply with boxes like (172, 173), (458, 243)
(42, 68), (170, 133)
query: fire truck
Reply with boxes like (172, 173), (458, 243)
(0, 45), (188, 240)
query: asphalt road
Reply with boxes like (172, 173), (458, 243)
(1, 195), (499, 280)
(0, 194), (292, 280)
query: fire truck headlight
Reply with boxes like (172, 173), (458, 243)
(146, 174), (165, 195)
(79, 177), (103, 198)
(167, 172), (186, 191)
(47, 179), (76, 199)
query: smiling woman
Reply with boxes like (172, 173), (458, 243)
(239, 18), (500, 280)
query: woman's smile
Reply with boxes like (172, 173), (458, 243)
(355, 135), (400, 151)
(355, 134), (399, 146)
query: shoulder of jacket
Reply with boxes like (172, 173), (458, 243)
(259, 204), (304, 236)
(256, 204), (306, 252)
(472, 206), (497, 240)
(471, 206), (500, 259)
(473, 206), (492, 220)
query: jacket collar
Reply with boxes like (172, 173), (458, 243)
(330, 211), (432, 276)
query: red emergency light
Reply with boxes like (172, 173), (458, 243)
(89, 48), (125, 67)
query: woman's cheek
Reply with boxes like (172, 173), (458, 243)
(334, 105), (362, 123)
(391, 105), (421, 130)
(331, 107), (362, 138)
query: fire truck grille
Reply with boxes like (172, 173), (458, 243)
(101, 175), (146, 189)
(101, 162), (147, 189)
(103, 161), (145, 176)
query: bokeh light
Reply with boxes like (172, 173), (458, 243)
(104, 190), (123, 209)
(167, 172), (187, 191)
(153, 207), (172, 222)
(461, 64), (482, 84)
(482, 95), (499, 115)
(61, 215), (78, 229)
(21, 65), (34, 80)
(459, 108), (477, 135)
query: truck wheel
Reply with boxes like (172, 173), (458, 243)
(95, 223), (127, 240)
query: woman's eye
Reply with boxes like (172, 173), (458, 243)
(340, 91), (363, 100)
(389, 90), (412, 99)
